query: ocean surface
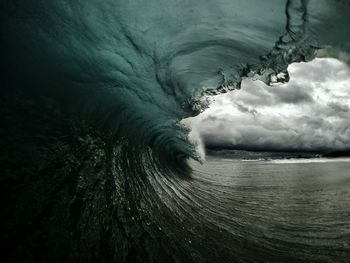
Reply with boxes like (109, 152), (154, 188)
(189, 156), (350, 261)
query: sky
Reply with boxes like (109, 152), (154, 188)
(185, 58), (350, 153)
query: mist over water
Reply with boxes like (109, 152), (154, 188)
(1, 0), (350, 262)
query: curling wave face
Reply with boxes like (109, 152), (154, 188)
(1, 0), (350, 262)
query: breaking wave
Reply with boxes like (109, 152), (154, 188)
(1, 0), (349, 262)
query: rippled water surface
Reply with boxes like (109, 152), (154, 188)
(187, 157), (350, 261)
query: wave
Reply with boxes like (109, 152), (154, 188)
(1, 0), (350, 262)
(270, 158), (350, 164)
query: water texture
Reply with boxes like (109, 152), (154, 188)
(0, 0), (349, 262)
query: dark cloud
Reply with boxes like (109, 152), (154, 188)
(185, 58), (350, 153)
(271, 84), (314, 104)
(328, 102), (349, 113)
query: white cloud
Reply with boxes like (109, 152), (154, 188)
(185, 58), (350, 152)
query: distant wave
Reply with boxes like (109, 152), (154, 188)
(269, 158), (350, 164)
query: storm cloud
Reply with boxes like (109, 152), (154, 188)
(185, 58), (350, 153)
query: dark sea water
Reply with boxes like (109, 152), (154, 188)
(188, 157), (350, 262)
(1, 0), (350, 262)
